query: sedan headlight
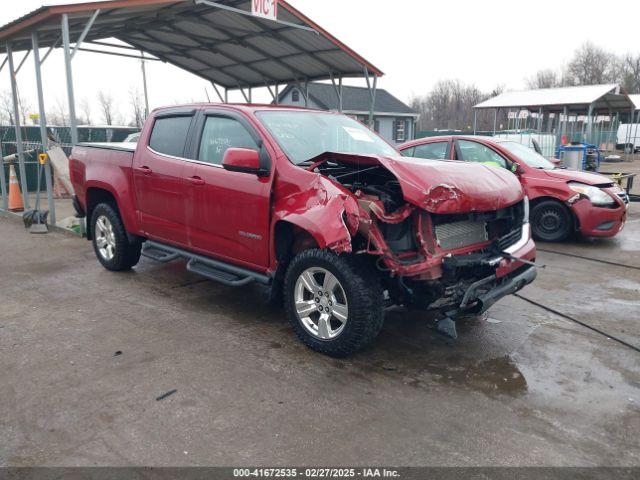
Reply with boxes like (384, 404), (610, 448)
(568, 182), (615, 206)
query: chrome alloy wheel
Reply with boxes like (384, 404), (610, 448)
(294, 267), (348, 340)
(95, 215), (116, 261)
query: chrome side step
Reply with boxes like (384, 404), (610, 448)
(142, 240), (271, 287)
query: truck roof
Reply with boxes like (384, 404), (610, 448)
(150, 103), (330, 116)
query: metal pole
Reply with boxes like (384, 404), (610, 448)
(62, 14), (79, 145)
(6, 43), (30, 209)
(586, 103), (594, 144)
(338, 76), (343, 113)
(32, 31), (55, 225)
(0, 153), (6, 209)
(472, 110), (477, 135)
(141, 50), (149, 117)
(492, 109), (498, 135)
(275, 84), (279, 105)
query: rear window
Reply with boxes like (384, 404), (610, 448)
(149, 116), (192, 157)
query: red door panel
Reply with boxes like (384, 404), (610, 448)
(186, 163), (272, 268)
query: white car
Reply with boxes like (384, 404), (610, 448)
(616, 124), (640, 153)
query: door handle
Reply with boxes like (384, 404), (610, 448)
(188, 176), (205, 186)
(136, 166), (152, 175)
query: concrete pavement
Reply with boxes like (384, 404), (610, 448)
(1, 207), (639, 466)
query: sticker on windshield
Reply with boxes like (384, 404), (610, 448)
(343, 126), (374, 143)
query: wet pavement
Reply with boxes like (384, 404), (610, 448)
(1, 206), (639, 466)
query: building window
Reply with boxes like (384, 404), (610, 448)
(394, 119), (407, 142)
(292, 89), (300, 102)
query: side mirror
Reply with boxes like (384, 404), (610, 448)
(222, 148), (267, 176)
(549, 157), (562, 167)
(510, 162), (524, 175)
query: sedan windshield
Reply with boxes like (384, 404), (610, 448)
(257, 110), (399, 164)
(498, 141), (556, 170)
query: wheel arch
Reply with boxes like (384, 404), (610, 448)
(85, 185), (139, 241)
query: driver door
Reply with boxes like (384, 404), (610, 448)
(183, 111), (273, 269)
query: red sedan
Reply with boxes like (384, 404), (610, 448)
(399, 136), (629, 242)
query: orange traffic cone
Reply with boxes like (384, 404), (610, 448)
(8, 163), (24, 212)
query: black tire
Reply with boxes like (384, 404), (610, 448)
(90, 203), (141, 271)
(530, 199), (573, 242)
(283, 249), (384, 357)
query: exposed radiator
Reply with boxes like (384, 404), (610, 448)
(435, 220), (488, 250)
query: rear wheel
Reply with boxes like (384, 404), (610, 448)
(91, 203), (141, 271)
(283, 249), (383, 357)
(531, 199), (573, 242)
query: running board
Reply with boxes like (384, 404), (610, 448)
(142, 241), (271, 287)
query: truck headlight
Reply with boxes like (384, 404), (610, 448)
(568, 182), (615, 207)
(523, 196), (529, 224)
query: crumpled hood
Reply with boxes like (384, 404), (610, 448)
(541, 168), (614, 186)
(377, 156), (524, 214)
(320, 153), (524, 214)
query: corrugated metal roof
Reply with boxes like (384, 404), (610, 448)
(278, 83), (417, 116)
(475, 84), (635, 113)
(0, 0), (383, 89)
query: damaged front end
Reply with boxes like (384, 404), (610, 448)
(292, 152), (536, 332)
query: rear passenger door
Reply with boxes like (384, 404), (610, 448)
(133, 109), (195, 246)
(184, 111), (273, 269)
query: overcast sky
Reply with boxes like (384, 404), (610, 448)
(2, 0), (640, 125)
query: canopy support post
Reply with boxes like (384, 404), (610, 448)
(6, 43), (30, 209)
(212, 82), (225, 103)
(330, 74), (343, 112)
(275, 84), (279, 105)
(71, 9), (101, 59)
(472, 110), (477, 135)
(141, 50), (149, 117)
(32, 31), (55, 225)
(364, 68), (377, 128)
(62, 14), (78, 145)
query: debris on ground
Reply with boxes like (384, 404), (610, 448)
(156, 389), (178, 401)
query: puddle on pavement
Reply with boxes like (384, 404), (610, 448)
(137, 263), (529, 397)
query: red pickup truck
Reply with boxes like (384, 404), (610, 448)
(69, 104), (536, 356)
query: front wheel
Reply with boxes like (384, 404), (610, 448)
(530, 199), (573, 242)
(283, 249), (384, 357)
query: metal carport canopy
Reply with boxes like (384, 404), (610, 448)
(0, 0), (384, 89)
(474, 84), (634, 114)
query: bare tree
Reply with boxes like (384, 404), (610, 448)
(129, 88), (145, 128)
(97, 90), (115, 125)
(620, 53), (640, 93)
(526, 69), (561, 89)
(48, 97), (69, 126)
(79, 97), (93, 125)
(565, 42), (618, 86)
(0, 90), (15, 125)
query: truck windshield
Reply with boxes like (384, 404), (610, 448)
(498, 141), (556, 170)
(257, 110), (399, 164)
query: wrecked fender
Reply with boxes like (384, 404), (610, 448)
(272, 174), (361, 254)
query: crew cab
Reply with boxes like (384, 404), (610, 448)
(69, 105), (536, 356)
(399, 136), (629, 242)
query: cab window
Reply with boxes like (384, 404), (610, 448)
(149, 116), (192, 157)
(198, 116), (259, 165)
(412, 141), (449, 160)
(456, 140), (507, 169)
